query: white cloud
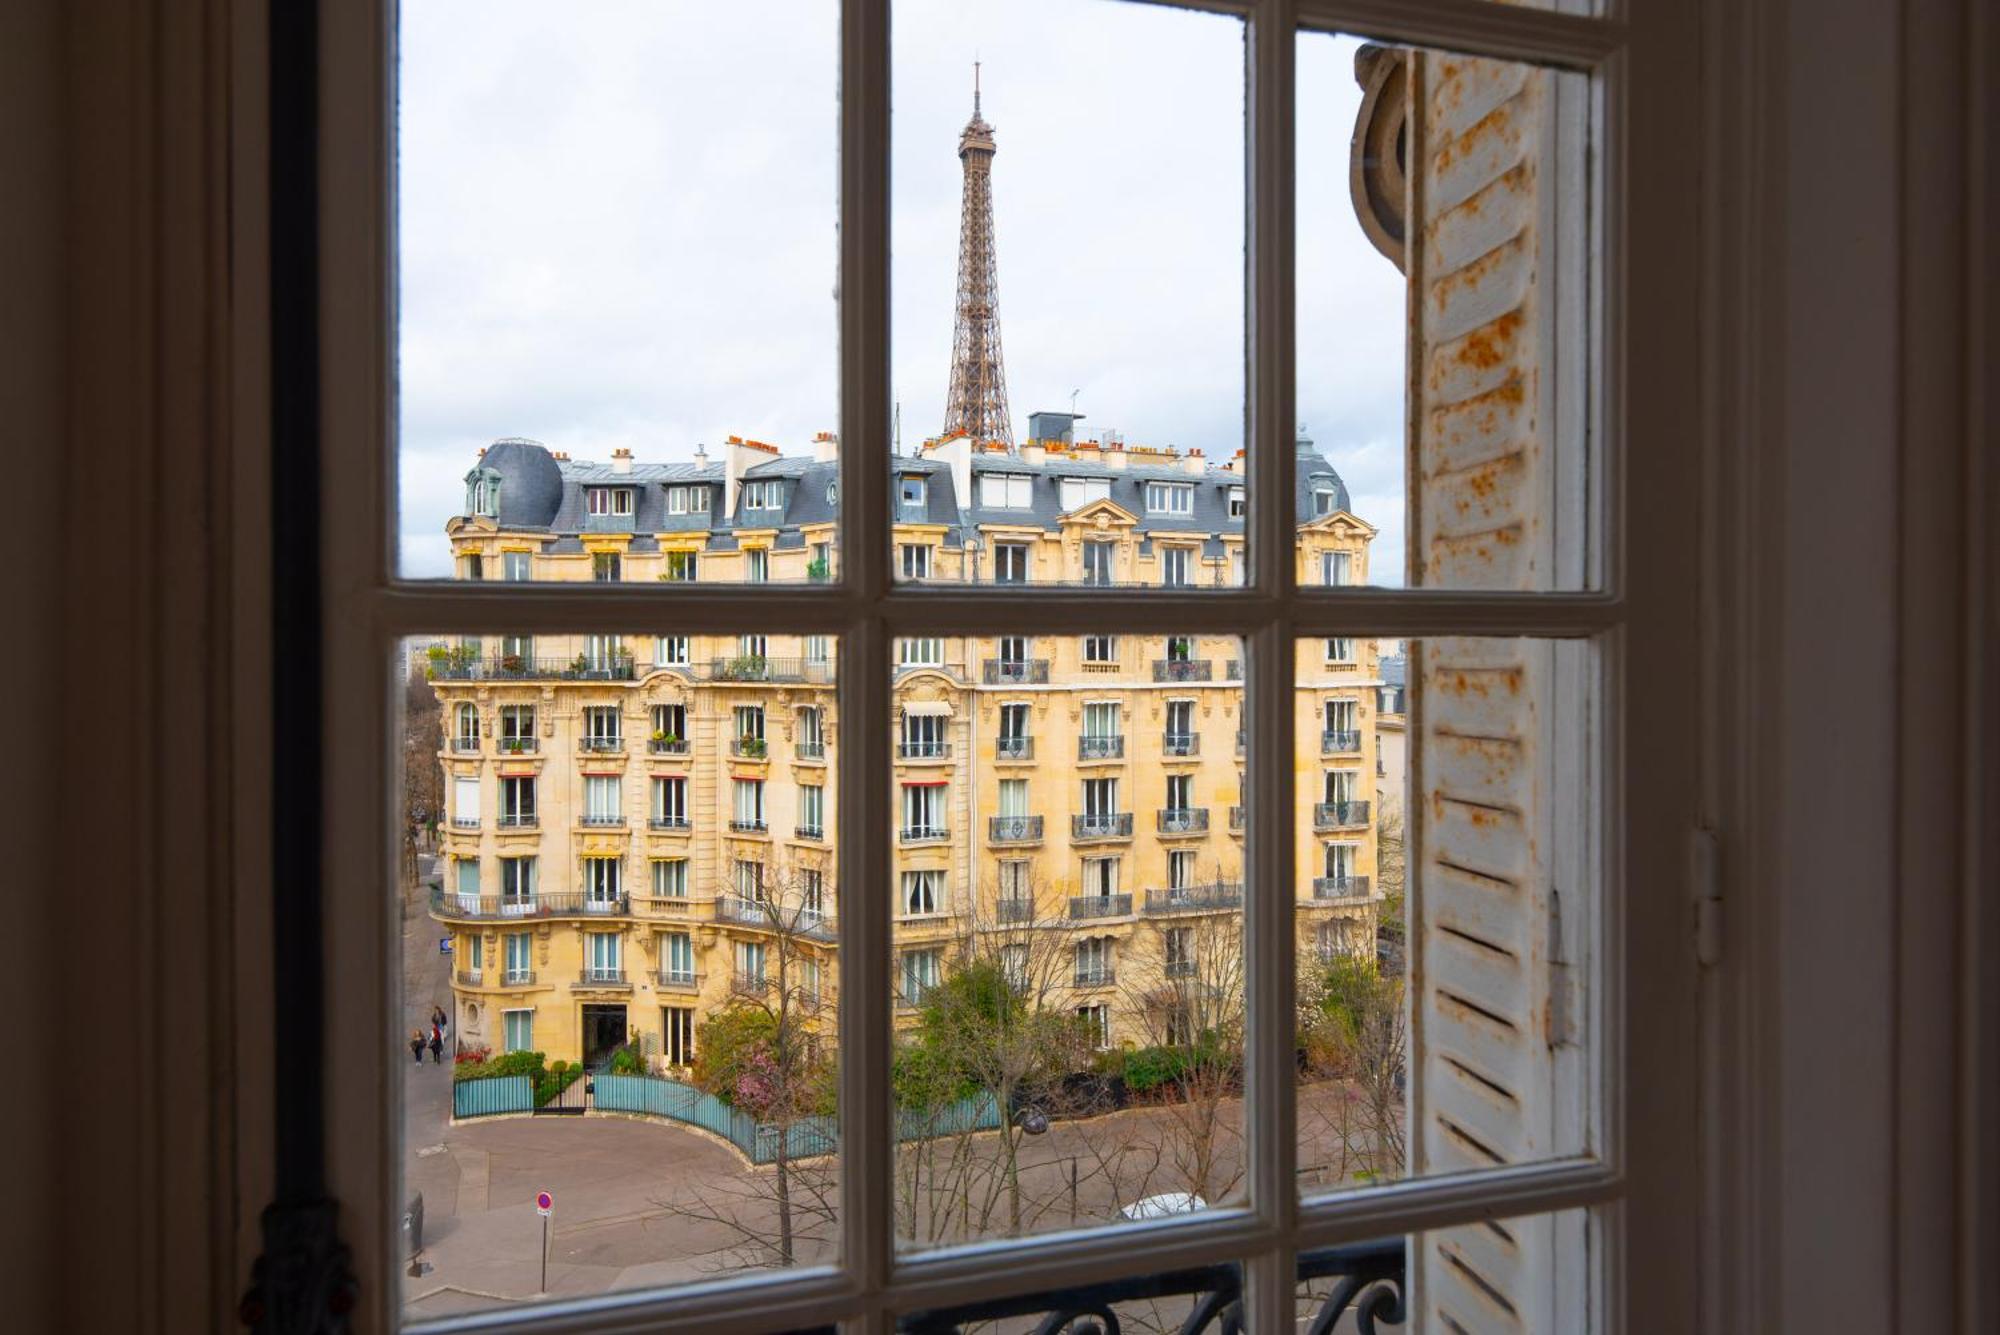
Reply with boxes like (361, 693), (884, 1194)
(399, 1), (1406, 582)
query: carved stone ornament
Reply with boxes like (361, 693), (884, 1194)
(238, 1199), (357, 1334)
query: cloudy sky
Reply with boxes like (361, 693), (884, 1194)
(398, 1), (1406, 579)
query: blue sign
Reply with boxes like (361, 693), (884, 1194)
(439, 937), (453, 954)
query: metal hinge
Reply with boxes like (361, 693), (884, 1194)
(1691, 827), (1723, 967)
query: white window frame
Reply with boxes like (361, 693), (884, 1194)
(311, 1), (1707, 1327)
(1145, 480), (1194, 515)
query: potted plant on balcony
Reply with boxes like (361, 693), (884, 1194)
(740, 736), (767, 759)
(499, 651), (524, 673)
(568, 653), (589, 679)
(806, 557), (830, 583)
(501, 736), (528, 755)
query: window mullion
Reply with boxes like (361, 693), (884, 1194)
(838, 0), (893, 1303)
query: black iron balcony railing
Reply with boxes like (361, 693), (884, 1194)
(1225, 659), (1243, 681)
(1312, 875), (1374, 900)
(728, 817), (769, 833)
(450, 736), (481, 753)
(496, 736), (538, 755)
(1156, 807), (1210, 835)
(730, 971), (770, 997)
(656, 969), (702, 991)
(1143, 882), (1245, 914)
(1078, 735), (1124, 760)
(1071, 968), (1116, 988)
(1071, 812), (1134, 840)
(1067, 893), (1133, 920)
(729, 737), (770, 760)
(430, 887), (629, 920)
(795, 823), (824, 841)
(499, 969), (535, 987)
(1164, 959), (1197, 978)
(897, 740), (952, 760)
(1229, 805), (1245, 831)
(647, 737), (689, 755)
(1322, 728), (1363, 754)
(1153, 658), (1214, 682)
(1314, 800), (1372, 829)
(576, 967), (630, 989)
(648, 814), (691, 831)
(994, 735), (1033, 760)
(1161, 731), (1200, 757)
(900, 824), (949, 845)
(995, 897), (1035, 923)
(796, 739), (826, 760)
(983, 658), (1050, 684)
(450, 816), (479, 830)
(452, 969), (483, 987)
(429, 656), (636, 682)
(579, 735), (624, 753)
(496, 812), (538, 830)
(580, 812), (626, 828)
(712, 896), (837, 941)
(705, 656), (835, 684)
(988, 814), (1043, 843)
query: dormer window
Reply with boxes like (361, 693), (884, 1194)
(587, 486), (633, 517)
(1228, 487), (1246, 518)
(665, 484), (708, 515)
(1313, 486), (1337, 516)
(467, 475), (499, 517)
(898, 476), (928, 509)
(1058, 476), (1111, 510)
(979, 473), (1033, 508)
(741, 480), (784, 511)
(1145, 481), (1194, 516)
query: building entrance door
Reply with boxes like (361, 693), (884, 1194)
(580, 1003), (627, 1070)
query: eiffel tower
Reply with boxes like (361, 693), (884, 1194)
(942, 64), (1014, 448)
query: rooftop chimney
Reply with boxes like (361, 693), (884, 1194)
(813, 431), (839, 463)
(610, 447), (633, 475)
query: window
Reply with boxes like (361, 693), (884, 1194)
(979, 472), (1033, 507)
(732, 778), (766, 829)
(582, 704), (621, 748)
(805, 635), (832, 665)
(464, 933), (483, 973)
(1324, 842), (1357, 885)
(800, 869), (825, 922)
(1227, 487), (1245, 518)
(665, 484), (708, 515)
(1165, 698), (1194, 745)
(998, 778), (1028, 818)
(994, 542), (1029, 583)
(1083, 634), (1118, 665)
(662, 550), (699, 582)
(897, 636), (943, 666)
(1160, 546), (1192, 587)
(583, 634), (623, 670)
(451, 775), (479, 827)
(732, 859), (765, 902)
(901, 869), (943, 916)
(900, 783), (945, 839)
(736, 940), (766, 985)
(1083, 701), (1120, 742)
(998, 860), (1030, 905)
(587, 486), (633, 516)
(738, 634), (767, 660)
(1076, 1003), (1111, 1049)
(1321, 550), (1351, 586)
(584, 855), (620, 907)
(1082, 539), (1115, 586)
(651, 858), (687, 899)
(898, 543), (932, 580)
(469, 476), (499, 516)
(997, 635), (1028, 666)
(1165, 924), (1193, 967)
(1325, 636), (1356, 663)
(651, 702), (686, 740)
(1145, 481), (1193, 515)
(592, 551), (622, 581)
(741, 479), (784, 511)
(585, 930), (623, 980)
(498, 776), (535, 827)
(998, 703), (1029, 744)
(462, 552), (483, 580)
(1083, 776), (1119, 817)
(1165, 773), (1193, 812)
(498, 704), (535, 749)
(502, 1008), (534, 1053)
(799, 783), (825, 838)
(900, 948), (940, 1004)
(746, 548), (769, 582)
(498, 550), (529, 580)
(1168, 850), (1196, 891)
(897, 475), (927, 509)
(900, 710), (947, 758)
(1312, 487), (1336, 516)
(1001, 944), (1028, 989)
(650, 776), (687, 827)
(499, 633), (532, 661)
(662, 1006), (694, 1065)
(1082, 856), (1119, 898)
(1075, 937), (1112, 985)
(582, 775), (622, 825)
(735, 705), (765, 742)
(453, 857), (479, 898)
(662, 932), (695, 984)
(1058, 476), (1110, 510)
(500, 857), (534, 911)
(798, 705), (825, 756)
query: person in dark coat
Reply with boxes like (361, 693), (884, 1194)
(409, 1031), (426, 1064)
(429, 1030), (444, 1064)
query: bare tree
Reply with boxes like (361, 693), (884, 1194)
(399, 648), (442, 891)
(1296, 945), (1407, 1185)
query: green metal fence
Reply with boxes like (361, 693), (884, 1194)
(452, 1074), (533, 1118)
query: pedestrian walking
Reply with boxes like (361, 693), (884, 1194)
(409, 1030), (425, 1064)
(429, 1030), (443, 1064)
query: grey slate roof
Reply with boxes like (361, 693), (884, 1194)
(459, 434), (1352, 552)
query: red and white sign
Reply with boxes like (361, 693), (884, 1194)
(535, 1191), (553, 1216)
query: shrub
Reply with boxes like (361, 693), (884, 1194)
(609, 1046), (643, 1076)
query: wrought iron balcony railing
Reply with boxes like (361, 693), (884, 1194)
(1312, 875), (1374, 901)
(982, 658), (1050, 684)
(729, 737), (770, 759)
(712, 896), (837, 941)
(1161, 731), (1200, 757)
(452, 969), (483, 987)
(705, 656), (835, 684)
(897, 740), (952, 760)
(579, 736), (624, 753)
(994, 735), (1033, 760)
(450, 737), (481, 753)
(450, 816), (479, 830)
(647, 737), (689, 755)
(795, 739), (826, 760)
(496, 812), (538, 829)
(576, 967), (630, 989)
(431, 887), (627, 920)
(1229, 804), (1245, 831)
(987, 814), (1043, 843)
(1078, 735), (1124, 760)
(1314, 799), (1372, 829)
(499, 969), (535, 987)
(1156, 807), (1210, 835)
(1067, 893), (1133, 920)
(428, 656), (637, 682)
(728, 817), (769, 833)
(1143, 882), (1245, 914)
(795, 823), (825, 841)
(1071, 968), (1116, 988)
(1164, 959), (1197, 978)
(648, 814), (692, 831)
(1071, 812), (1134, 840)
(994, 897), (1035, 923)
(1152, 658), (1214, 682)
(900, 824), (949, 845)
(496, 736), (538, 755)
(1322, 728), (1363, 754)
(655, 969), (702, 992)
(729, 971), (770, 997)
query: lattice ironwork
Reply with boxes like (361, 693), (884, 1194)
(942, 65), (1014, 447)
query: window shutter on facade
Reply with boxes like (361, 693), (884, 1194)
(1404, 48), (1593, 1333)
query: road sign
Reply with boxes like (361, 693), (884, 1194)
(536, 1191), (553, 1216)
(439, 936), (453, 954)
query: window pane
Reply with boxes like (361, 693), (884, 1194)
(892, 0), (1247, 586)
(1298, 32), (1595, 589)
(890, 635), (1247, 1253)
(397, 2), (840, 581)
(401, 631), (840, 1318)
(1294, 636), (1597, 1198)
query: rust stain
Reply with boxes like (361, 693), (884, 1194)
(1454, 309), (1525, 371)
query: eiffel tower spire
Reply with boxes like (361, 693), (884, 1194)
(942, 63), (1014, 448)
